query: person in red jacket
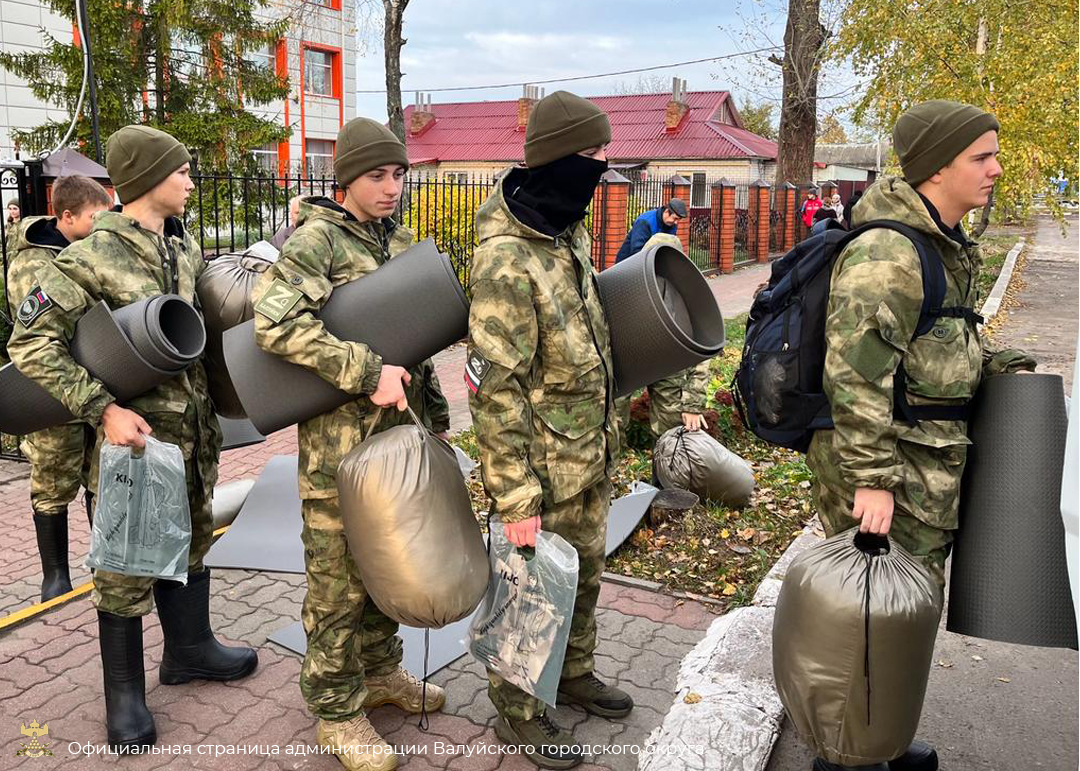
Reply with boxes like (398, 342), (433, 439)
(800, 188), (823, 228)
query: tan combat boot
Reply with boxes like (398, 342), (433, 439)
(363, 667), (446, 713)
(316, 714), (397, 771)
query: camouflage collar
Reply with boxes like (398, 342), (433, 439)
(476, 172), (584, 246)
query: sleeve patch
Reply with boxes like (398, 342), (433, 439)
(464, 349), (492, 394)
(16, 286), (54, 327)
(253, 278), (303, 323)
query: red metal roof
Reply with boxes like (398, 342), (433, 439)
(403, 90), (778, 165)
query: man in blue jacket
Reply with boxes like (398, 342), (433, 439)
(614, 197), (687, 263)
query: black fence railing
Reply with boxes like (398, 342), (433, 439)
(2, 164), (26, 460)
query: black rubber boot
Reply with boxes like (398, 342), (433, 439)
(153, 568), (258, 685)
(34, 510), (72, 601)
(98, 611), (156, 752)
(890, 741), (938, 771)
(812, 760), (889, 771)
(84, 490), (95, 527)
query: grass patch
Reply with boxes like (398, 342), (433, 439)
(451, 311), (814, 613)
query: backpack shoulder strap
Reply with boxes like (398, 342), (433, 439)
(836, 219), (948, 339)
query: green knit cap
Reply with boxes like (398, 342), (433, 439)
(106, 125), (191, 204)
(334, 118), (409, 187)
(524, 91), (612, 168)
(893, 100), (1000, 186)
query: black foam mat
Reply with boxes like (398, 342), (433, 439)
(947, 373), (1078, 649)
(219, 416), (266, 451)
(223, 239), (468, 435)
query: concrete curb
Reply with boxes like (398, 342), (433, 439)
(980, 236), (1026, 322)
(639, 522), (822, 770)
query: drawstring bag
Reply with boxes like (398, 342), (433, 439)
(653, 426), (755, 508)
(87, 437), (191, 582)
(468, 521), (579, 706)
(337, 405), (489, 628)
(772, 528), (942, 766)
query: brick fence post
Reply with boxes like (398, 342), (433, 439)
(664, 175), (692, 254)
(708, 181), (724, 272)
(718, 179), (736, 274)
(782, 182), (796, 251)
(592, 169), (630, 270)
(751, 179), (771, 263)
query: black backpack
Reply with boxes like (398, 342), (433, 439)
(732, 219), (981, 453)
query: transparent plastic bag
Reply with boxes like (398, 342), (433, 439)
(87, 436), (191, 583)
(468, 521), (579, 705)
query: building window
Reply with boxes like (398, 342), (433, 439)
(305, 139), (335, 177)
(306, 0), (342, 8)
(443, 172), (469, 183)
(678, 171), (709, 208)
(304, 49), (336, 96)
(251, 143), (278, 173)
(247, 43), (274, 72)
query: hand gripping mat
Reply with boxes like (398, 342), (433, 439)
(947, 373), (1078, 649)
(0, 296), (205, 435)
(596, 243), (725, 397)
(223, 239), (469, 435)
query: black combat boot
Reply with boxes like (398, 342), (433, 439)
(812, 760), (889, 771)
(97, 611), (156, 752)
(495, 711), (584, 769)
(557, 672), (634, 718)
(153, 568), (258, 685)
(34, 510), (72, 601)
(84, 490), (95, 527)
(890, 740), (938, 770)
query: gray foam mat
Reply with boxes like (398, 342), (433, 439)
(605, 481), (658, 556)
(0, 297), (203, 435)
(597, 243), (725, 397)
(204, 455), (305, 573)
(947, 373), (1078, 649)
(268, 614), (478, 677)
(223, 239), (468, 435)
(219, 416), (266, 451)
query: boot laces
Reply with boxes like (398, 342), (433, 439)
(339, 715), (383, 748)
(535, 713), (560, 740)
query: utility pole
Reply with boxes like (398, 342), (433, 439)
(76, 0), (103, 163)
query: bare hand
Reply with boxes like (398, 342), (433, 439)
(682, 412), (708, 431)
(504, 515), (542, 548)
(370, 365), (412, 410)
(852, 487), (894, 535)
(101, 403), (152, 448)
(434, 431), (450, 442)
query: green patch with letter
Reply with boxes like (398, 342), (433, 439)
(254, 278), (303, 323)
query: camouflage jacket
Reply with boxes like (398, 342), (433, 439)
(251, 197), (450, 500)
(6, 211), (221, 461)
(807, 176), (1035, 528)
(2, 216), (69, 361)
(467, 172), (618, 524)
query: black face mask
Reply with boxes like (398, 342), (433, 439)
(509, 153), (609, 236)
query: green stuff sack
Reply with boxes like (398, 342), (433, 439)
(772, 528), (942, 766)
(337, 405), (489, 628)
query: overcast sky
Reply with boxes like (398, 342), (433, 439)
(353, 0), (801, 121)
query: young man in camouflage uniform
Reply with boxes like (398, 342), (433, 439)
(805, 101), (1035, 771)
(467, 91), (633, 770)
(8, 126), (258, 752)
(5, 174), (111, 600)
(252, 117), (449, 771)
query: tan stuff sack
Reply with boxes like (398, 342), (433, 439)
(772, 528), (942, 766)
(653, 426), (755, 508)
(337, 406), (489, 628)
(196, 249), (276, 418)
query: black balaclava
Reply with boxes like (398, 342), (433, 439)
(507, 153), (609, 237)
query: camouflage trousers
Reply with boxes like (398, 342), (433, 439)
(22, 423), (94, 514)
(813, 481), (953, 592)
(299, 496), (402, 721)
(488, 478), (612, 721)
(615, 375), (687, 450)
(91, 448), (217, 616)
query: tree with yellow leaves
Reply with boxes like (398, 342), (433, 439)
(834, 0), (1079, 231)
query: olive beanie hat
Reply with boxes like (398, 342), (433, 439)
(524, 91), (612, 168)
(893, 100), (1000, 186)
(334, 117), (409, 187)
(106, 125), (191, 204)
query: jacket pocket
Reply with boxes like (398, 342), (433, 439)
(534, 397), (606, 503)
(538, 304), (605, 402)
(903, 319), (980, 400)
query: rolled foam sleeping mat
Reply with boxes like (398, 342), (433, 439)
(596, 243), (725, 398)
(0, 295), (205, 435)
(223, 239), (469, 435)
(947, 373), (1078, 649)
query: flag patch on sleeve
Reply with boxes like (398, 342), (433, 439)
(16, 286), (53, 327)
(464, 349), (492, 394)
